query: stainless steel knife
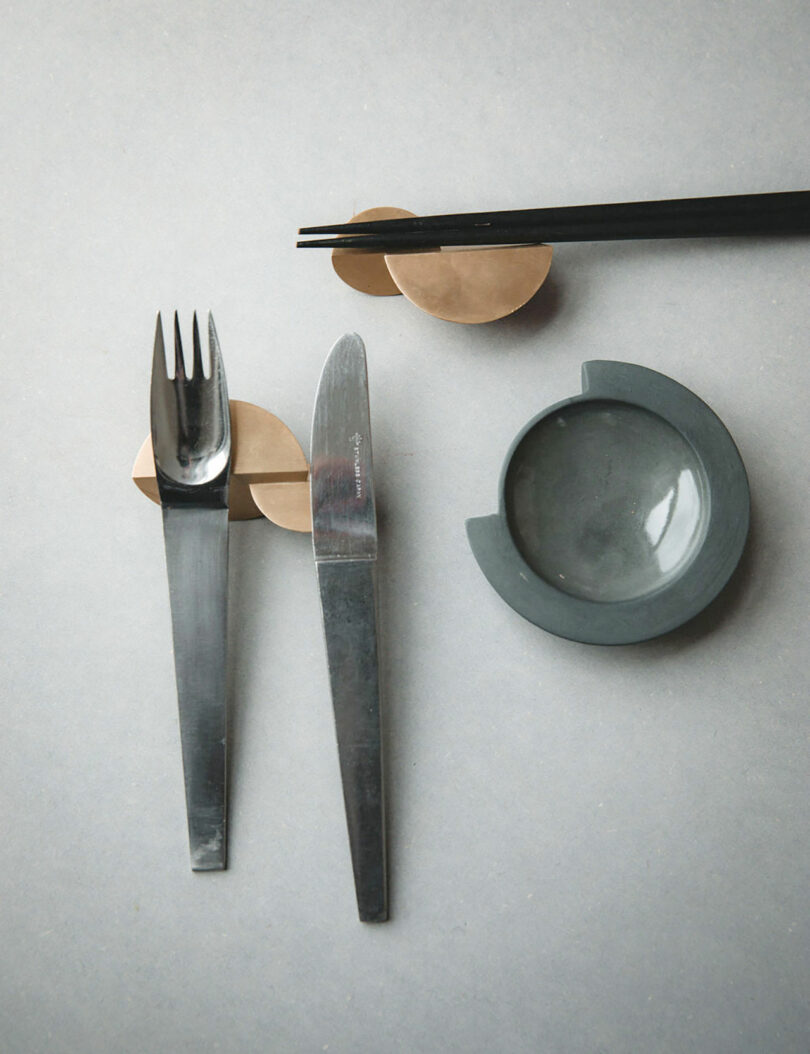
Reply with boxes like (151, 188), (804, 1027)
(310, 333), (387, 922)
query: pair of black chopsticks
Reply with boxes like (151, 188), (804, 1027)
(296, 190), (810, 251)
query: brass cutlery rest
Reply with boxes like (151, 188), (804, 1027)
(133, 398), (312, 531)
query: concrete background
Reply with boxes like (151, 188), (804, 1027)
(2, 2), (809, 1051)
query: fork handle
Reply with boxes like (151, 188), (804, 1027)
(161, 505), (229, 870)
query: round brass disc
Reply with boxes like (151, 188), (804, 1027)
(384, 244), (553, 324)
(332, 206), (416, 295)
(132, 399), (311, 530)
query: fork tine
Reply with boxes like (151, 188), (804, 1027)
(173, 311), (186, 381)
(151, 312), (167, 379)
(192, 312), (205, 379)
(150, 313), (171, 444)
(208, 313), (226, 389)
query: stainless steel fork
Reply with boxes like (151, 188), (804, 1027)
(151, 311), (231, 871)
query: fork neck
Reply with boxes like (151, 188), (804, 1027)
(154, 465), (230, 510)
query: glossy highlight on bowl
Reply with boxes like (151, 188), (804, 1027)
(505, 400), (710, 603)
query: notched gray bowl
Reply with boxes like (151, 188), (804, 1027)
(466, 361), (750, 644)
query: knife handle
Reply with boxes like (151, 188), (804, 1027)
(317, 559), (387, 922)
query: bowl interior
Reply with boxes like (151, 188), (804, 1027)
(504, 400), (711, 602)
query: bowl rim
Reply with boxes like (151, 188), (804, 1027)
(467, 361), (750, 644)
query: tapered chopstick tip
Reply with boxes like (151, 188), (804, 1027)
(359, 910), (389, 923)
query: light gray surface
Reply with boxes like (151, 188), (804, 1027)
(2, 2), (809, 1052)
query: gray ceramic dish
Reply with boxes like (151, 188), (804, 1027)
(466, 361), (750, 645)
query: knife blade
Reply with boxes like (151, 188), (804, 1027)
(310, 333), (387, 922)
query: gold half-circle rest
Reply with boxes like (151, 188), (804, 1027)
(384, 244), (553, 324)
(132, 399), (312, 531)
(331, 206), (417, 296)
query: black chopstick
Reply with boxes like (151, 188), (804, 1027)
(297, 200), (810, 250)
(296, 190), (810, 250)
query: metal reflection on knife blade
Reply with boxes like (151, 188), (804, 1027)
(310, 333), (387, 922)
